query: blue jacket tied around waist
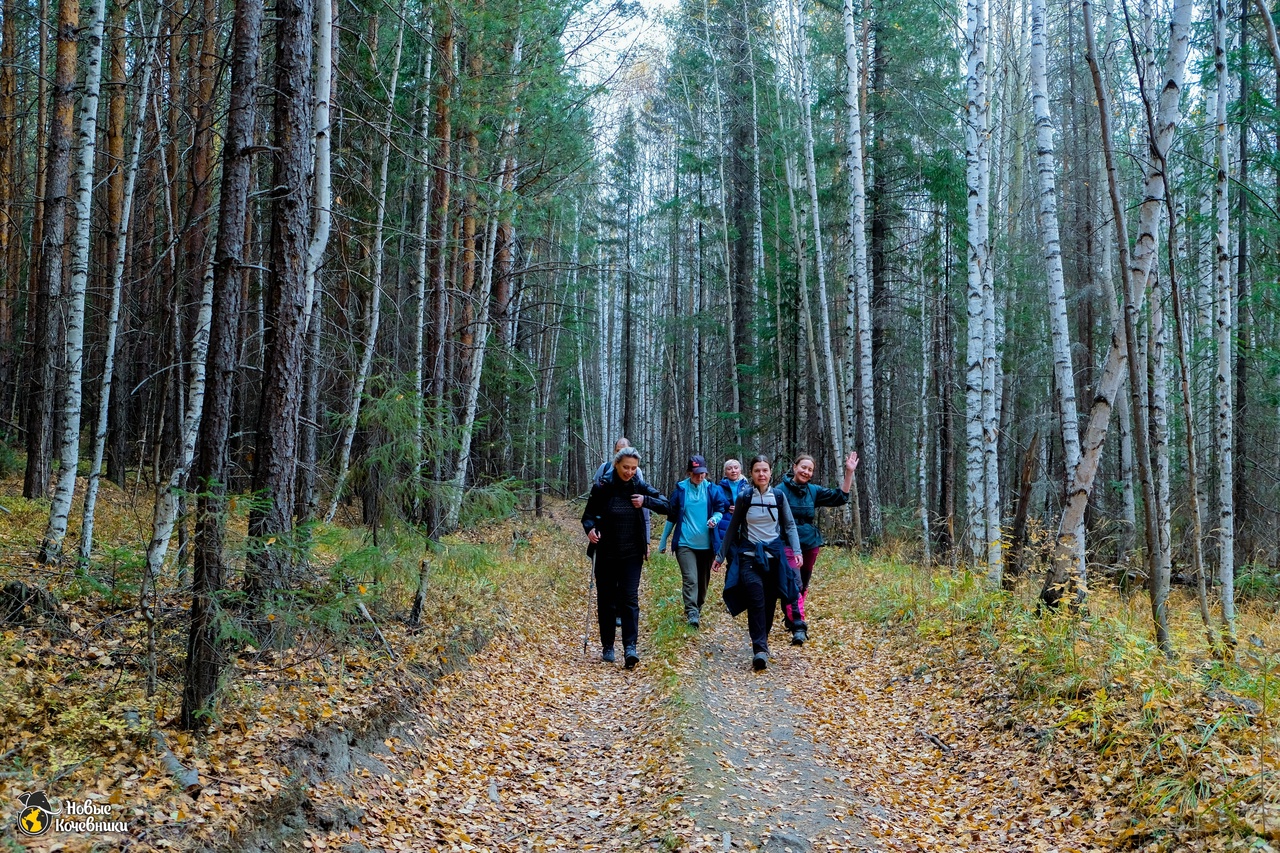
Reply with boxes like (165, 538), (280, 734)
(714, 486), (803, 616)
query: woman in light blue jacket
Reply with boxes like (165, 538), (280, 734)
(658, 455), (730, 627)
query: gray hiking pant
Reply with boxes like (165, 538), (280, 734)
(675, 546), (713, 618)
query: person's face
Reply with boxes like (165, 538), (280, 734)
(690, 471), (707, 486)
(751, 461), (771, 488)
(794, 459), (815, 484)
(724, 461), (741, 480)
(616, 458), (638, 481)
(614, 440), (628, 453)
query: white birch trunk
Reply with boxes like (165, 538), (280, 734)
(302, 0), (334, 327)
(80, 10), (162, 564)
(143, 274), (213, 582)
(701, 0), (742, 430)
(445, 201), (502, 530)
(1256, 0), (1280, 80)
(444, 27), (523, 529)
(963, 0), (991, 571)
(326, 16), (405, 522)
(1214, 0), (1236, 638)
(1150, 260), (1173, 637)
(842, 0), (881, 537)
(918, 274), (931, 565)
(791, 0), (845, 469)
(1030, 0), (1082, 574)
(786, 154), (826, 462)
(412, 31), (434, 482)
(1043, 0), (1191, 611)
(40, 0), (108, 562)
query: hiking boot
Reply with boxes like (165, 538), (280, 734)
(624, 646), (639, 669)
(687, 613), (700, 628)
(752, 651), (769, 671)
(602, 647), (616, 663)
(791, 628), (807, 646)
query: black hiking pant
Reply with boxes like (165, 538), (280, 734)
(739, 553), (780, 654)
(597, 554), (643, 650)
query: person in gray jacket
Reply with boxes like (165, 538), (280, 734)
(713, 455), (803, 671)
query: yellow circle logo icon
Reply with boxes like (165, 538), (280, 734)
(15, 792), (58, 837)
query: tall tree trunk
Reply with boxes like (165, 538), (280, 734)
(246, 0), (315, 605)
(428, 8), (454, 530)
(24, 0), (79, 501)
(1042, 0), (1191, 619)
(918, 269), (932, 564)
(296, 0), (338, 523)
(791, 0), (845, 473)
(444, 28), (523, 531)
(22, 0), (49, 452)
(82, 10), (163, 566)
(842, 0), (881, 538)
(964, 0), (995, 576)
(1257, 0), (1280, 78)
(182, 0), (265, 730)
(411, 24), (433, 520)
(0, 0), (15, 422)
(326, 14), (404, 523)
(1164, 195), (1215, 641)
(39, 0), (107, 563)
(1031, 0), (1083, 578)
(1214, 0), (1236, 642)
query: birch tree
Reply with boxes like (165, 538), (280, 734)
(1041, 0), (1192, 623)
(183, 0), (266, 728)
(964, 0), (998, 579)
(1213, 0), (1236, 642)
(444, 24), (524, 531)
(842, 0), (881, 538)
(326, 13), (405, 523)
(1030, 0), (1082, 577)
(82, 10), (162, 565)
(39, 0), (108, 562)
(25, 0), (80, 502)
(790, 0), (845, 470)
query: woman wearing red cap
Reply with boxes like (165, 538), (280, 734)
(658, 454), (730, 627)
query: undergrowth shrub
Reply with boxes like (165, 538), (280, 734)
(822, 548), (1280, 847)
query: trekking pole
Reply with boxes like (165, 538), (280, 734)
(583, 549), (596, 655)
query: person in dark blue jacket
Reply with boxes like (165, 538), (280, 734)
(713, 455), (802, 672)
(582, 448), (670, 669)
(658, 455), (730, 627)
(778, 451), (858, 645)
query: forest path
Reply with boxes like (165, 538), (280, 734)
(301, 540), (1101, 853)
(674, 607), (879, 851)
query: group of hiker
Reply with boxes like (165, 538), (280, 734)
(581, 437), (858, 672)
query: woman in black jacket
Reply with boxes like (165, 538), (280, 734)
(582, 448), (670, 668)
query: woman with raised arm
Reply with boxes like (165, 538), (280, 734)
(713, 455), (802, 671)
(581, 447), (670, 669)
(777, 451), (858, 645)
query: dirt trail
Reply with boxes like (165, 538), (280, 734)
(676, 610), (879, 852)
(296, 555), (1102, 853)
(301, 622), (685, 852)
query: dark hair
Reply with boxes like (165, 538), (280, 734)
(748, 454), (771, 471)
(793, 453), (816, 468)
